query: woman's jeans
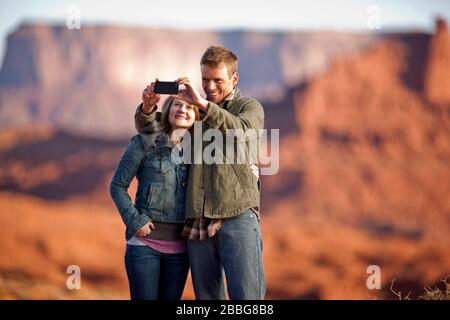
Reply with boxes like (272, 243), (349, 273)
(124, 244), (189, 300)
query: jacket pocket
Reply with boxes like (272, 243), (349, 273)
(147, 183), (165, 218)
(135, 184), (150, 210)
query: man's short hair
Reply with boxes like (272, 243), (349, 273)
(200, 46), (238, 76)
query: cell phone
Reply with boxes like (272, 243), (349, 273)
(154, 81), (179, 94)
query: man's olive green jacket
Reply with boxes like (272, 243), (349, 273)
(135, 88), (264, 219)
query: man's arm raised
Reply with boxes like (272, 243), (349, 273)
(175, 77), (264, 132)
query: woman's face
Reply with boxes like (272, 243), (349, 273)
(168, 99), (196, 130)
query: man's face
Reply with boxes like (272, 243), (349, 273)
(201, 64), (239, 104)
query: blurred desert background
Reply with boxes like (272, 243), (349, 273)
(0, 1), (449, 299)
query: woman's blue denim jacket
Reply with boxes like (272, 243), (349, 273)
(110, 132), (188, 240)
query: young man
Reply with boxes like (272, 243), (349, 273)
(135, 46), (265, 300)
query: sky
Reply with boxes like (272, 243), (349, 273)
(0, 0), (450, 63)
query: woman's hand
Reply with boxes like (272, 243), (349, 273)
(142, 79), (161, 114)
(251, 164), (259, 179)
(135, 221), (156, 237)
(174, 77), (209, 111)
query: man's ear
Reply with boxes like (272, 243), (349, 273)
(232, 72), (239, 86)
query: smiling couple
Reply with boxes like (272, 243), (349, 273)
(110, 46), (265, 300)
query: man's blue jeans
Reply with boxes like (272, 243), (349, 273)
(187, 209), (266, 300)
(124, 244), (189, 300)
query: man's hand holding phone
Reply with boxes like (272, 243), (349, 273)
(142, 77), (209, 113)
(175, 77), (209, 112)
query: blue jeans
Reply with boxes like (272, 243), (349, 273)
(187, 209), (266, 300)
(124, 244), (189, 300)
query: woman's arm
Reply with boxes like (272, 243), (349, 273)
(135, 80), (163, 133)
(134, 102), (162, 133)
(110, 135), (151, 236)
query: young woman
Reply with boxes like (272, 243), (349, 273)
(110, 91), (200, 300)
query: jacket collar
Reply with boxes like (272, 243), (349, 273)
(220, 87), (241, 108)
(139, 132), (175, 151)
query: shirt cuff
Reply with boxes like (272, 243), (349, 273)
(136, 103), (157, 117)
